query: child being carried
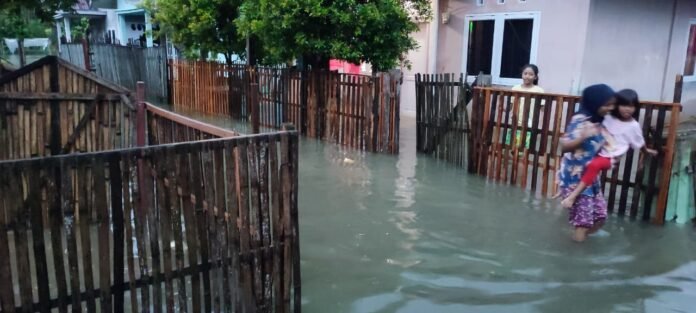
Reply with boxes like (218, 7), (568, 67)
(561, 89), (658, 209)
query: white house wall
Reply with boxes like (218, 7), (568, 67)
(581, 0), (676, 103)
(663, 0), (696, 119)
(121, 14), (147, 45)
(117, 0), (141, 10)
(435, 0), (592, 94)
(104, 10), (120, 42)
(401, 23), (431, 116)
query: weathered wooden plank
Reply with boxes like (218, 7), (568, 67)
(213, 145), (232, 312)
(268, 137), (283, 313)
(528, 94), (543, 192)
(223, 140), (241, 313)
(518, 94), (532, 188)
(279, 133), (292, 313)
(178, 146), (202, 312)
(235, 140), (256, 312)
(30, 163), (52, 313)
(62, 158), (82, 313)
(289, 133), (301, 313)
(110, 153), (126, 313)
(122, 154), (139, 313)
(155, 148), (176, 313)
(77, 161), (97, 313)
(0, 164), (17, 312)
(643, 107), (667, 221)
(47, 163), (70, 313)
(539, 96), (553, 196)
(201, 143), (222, 312)
(61, 99), (98, 154)
(144, 155), (163, 313)
(189, 146), (213, 313)
(167, 145), (188, 313)
(12, 164), (34, 313)
(654, 106), (680, 223)
(94, 155), (112, 313)
(629, 107), (653, 218)
(258, 138), (273, 310)
(490, 92), (504, 181)
(247, 139), (265, 310)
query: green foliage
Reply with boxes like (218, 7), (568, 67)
(0, 9), (53, 40)
(401, 0), (433, 22)
(142, 0), (247, 62)
(237, 0), (421, 71)
(1, 0), (76, 22)
(144, 0), (427, 70)
(70, 17), (90, 41)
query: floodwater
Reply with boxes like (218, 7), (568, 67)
(179, 110), (696, 313)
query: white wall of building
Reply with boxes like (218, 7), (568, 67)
(117, 0), (142, 10)
(400, 23), (431, 116)
(663, 0), (696, 119)
(435, 0), (592, 94)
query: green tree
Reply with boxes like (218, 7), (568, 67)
(70, 17), (91, 42)
(0, 0), (77, 66)
(1, 0), (76, 22)
(142, 0), (247, 64)
(237, 0), (431, 71)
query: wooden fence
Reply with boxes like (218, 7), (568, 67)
(0, 60), (301, 312)
(60, 43), (169, 104)
(469, 87), (680, 223)
(169, 60), (400, 153)
(145, 102), (239, 145)
(0, 56), (136, 160)
(0, 131), (301, 313)
(415, 73), (471, 167)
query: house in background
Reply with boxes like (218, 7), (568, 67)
(54, 0), (154, 49)
(402, 0), (696, 120)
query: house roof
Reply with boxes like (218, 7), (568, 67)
(54, 10), (107, 19)
(0, 55), (130, 95)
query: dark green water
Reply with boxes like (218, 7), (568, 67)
(178, 110), (696, 313)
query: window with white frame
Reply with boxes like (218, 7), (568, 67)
(497, 0), (505, 4)
(476, 0), (484, 6)
(684, 19), (696, 81)
(461, 12), (540, 85)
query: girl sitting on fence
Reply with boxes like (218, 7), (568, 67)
(506, 64), (544, 149)
(560, 89), (658, 209)
(557, 84), (615, 242)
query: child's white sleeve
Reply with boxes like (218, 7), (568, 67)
(630, 122), (646, 149)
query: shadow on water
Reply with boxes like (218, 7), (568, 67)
(170, 108), (696, 313)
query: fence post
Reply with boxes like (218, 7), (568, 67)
(317, 71), (324, 139)
(81, 39), (92, 72)
(371, 72), (380, 152)
(468, 88), (480, 174)
(136, 81), (147, 146)
(250, 68), (260, 134)
(167, 58), (173, 105)
(300, 69), (308, 135)
(674, 74), (683, 104)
